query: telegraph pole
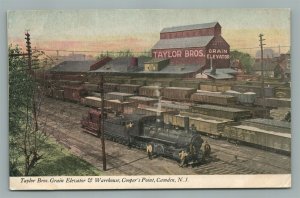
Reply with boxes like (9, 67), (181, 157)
(25, 31), (32, 72)
(259, 34), (266, 114)
(98, 75), (107, 171)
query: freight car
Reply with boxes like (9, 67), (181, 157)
(223, 124), (291, 154)
(81, 96), (133, 113)
(191, 104), (252, 121)
(241, 118), (291, 134)
(128, 96), (158, 107)
(232, 84), (274, 98)
(163, 112), (233, 138)
(162, 87), (196, 101)
(81, 110), (208, 165)
(119, 84), (141, 94)
(81, 96), (103, 108)
(62, 86), (87, 102)
(138, 86), (162, 97)
(190, 92), (236, 106)
(105, 92), (134, 102)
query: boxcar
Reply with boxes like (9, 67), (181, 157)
(223, 125), (291, 153)
(62, 86), (86, 102)
(119, 84), (141, 94)
(83, 83), (98, 93)
(190, 92), (236, 105)
(255, 97), (291, 108)
(232, 85), (274, 98)
(242, 118), (291, 134)
(128, 96), (158, 107)
(171, 79), (200, 89)
(81, 96), (103, 108)
(155, 100), (192, 111)
(191, 104), (252, 121)
(106, 100), (133, 113)
(163, 112), (233, 137)
(139, 86), (162, 97)
(105, 92), (134, 102)
(162, 87), (196, 101)
(103, 83), (120, 92)
(199, 84), (231, 92)
(133, 106), (174, 117)
(274, 87), (291, 98)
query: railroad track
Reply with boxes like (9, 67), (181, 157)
(38, 97), (291, 175)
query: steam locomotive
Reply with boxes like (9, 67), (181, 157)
(81, 109), (208, 166)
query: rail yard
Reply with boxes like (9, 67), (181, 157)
(30, 21), (291, 175)
(38, 97), (290, 175)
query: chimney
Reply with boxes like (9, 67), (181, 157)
(184, 116), (189, 133)
(130, 57), (138, 67)
(211, 65), (216, 75)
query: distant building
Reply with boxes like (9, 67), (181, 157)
(255, 48), (279, 59)
(252, 53), (290, 79)
(252, 58), (278, 78)
(49, 57), (112, 75)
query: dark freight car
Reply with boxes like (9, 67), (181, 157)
(62, 86), (87, 102)
(103, 83), (120, 92)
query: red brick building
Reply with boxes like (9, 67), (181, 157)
(152, 22), (230, 70)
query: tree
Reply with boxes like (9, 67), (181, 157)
(230, 50), (255, 74)
(9, 45), (48, 176)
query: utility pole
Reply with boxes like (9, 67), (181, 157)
(98, 75), (107, 171)
(259, 33), (266, 114)
(25, 31), (39, 133)
(25, 31), (32, 72)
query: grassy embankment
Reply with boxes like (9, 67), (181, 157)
(17, 138), (102, 176)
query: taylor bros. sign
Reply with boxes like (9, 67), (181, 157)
(153, 48), (229, 59)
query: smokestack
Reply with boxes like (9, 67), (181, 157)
(184, 116), (189, 133)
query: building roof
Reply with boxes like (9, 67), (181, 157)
(161, 22), (219, 33)
(152, 36), (214, 50)
(202, 68), (237, 79)
(50, 60), (97, 73)
(139, 64), (203, 75)
(90, 56), (151, 73)
(144, 58), (169, 64)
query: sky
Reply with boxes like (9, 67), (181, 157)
(7, 9), (290, 56)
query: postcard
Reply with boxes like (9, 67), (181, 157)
(8, 9), (291, 190)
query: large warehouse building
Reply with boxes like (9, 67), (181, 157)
(151, 22), (230, 70)
(50, 22), (232, 78)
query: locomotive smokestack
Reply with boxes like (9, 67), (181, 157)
(184, 116), (189, 133)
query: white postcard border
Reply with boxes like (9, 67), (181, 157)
(10, 174), (291, 190)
